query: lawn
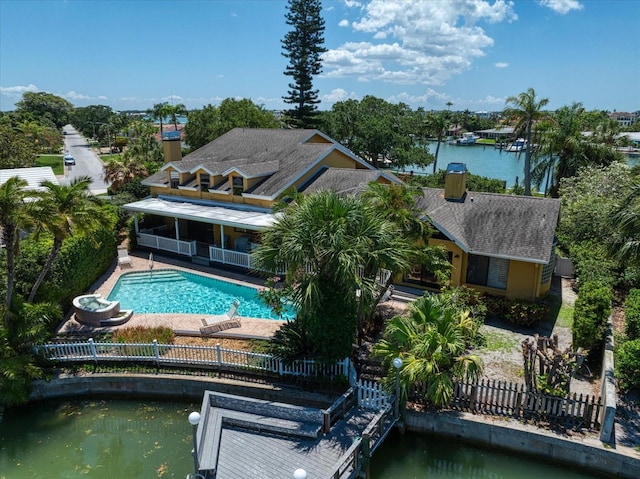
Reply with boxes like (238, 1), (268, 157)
(36, 154), (64, 175)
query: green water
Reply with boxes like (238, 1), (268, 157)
(371, 430), (603, 479)
(1, 400), (604, 479)
(0, 399), (197, 479)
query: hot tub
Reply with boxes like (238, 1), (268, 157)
(73, 294), (123, 326)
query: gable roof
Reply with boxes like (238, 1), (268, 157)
(416, 188), (560, 263)
(146, 128), (374, 200)
(300, 167), (401, 196)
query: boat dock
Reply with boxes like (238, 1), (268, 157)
(190, 388), (397, 479)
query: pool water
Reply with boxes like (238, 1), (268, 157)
(107, 269), (294, 320)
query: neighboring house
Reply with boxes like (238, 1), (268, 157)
(123, 128), (399, 269)
(608, 111), (637, 128)
(0, 167), (59, 195)
(402, 163), (560, 300)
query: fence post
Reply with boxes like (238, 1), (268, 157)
(89, 338), (97, 364)
(216, 343), (222, 367)
(361, 434), (371, 479)
(153, 340), (160, 368)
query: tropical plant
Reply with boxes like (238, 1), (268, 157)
(502, 88), (550, 196)
(0, 176), (34, 325)
(252, 190), (416, 360)
(374, 294), (483, 407)
(164, 103), (187, 131)
(103, 154), (149, 192)
(26, 177), (113, 303)
(427, 110), (449, 173)
(147, 102), (170, 135)
(608, 180), (640, 269)
(533, 103), (623, 197)
(282, 0), (327, 128)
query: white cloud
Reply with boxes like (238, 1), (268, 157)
(65, 91), (92, 101)
(538, 0), (583, 14)
(494, 62), (509, 68)
(323, 0), (517, 85)
(322, 88), (359, 104)
(338, 19), (350, 27)
(0, 84), (39, 95)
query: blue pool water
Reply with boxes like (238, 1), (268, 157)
(107, 269), (294, 320)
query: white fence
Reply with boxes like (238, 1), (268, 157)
(357, 379), (390, 410)
(138, 233), (196, 257)
(35, 339), (350, 380)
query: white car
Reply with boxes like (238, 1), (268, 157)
(64, 152), (75, 165)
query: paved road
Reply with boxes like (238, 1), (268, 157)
(61, 124), (110, 194)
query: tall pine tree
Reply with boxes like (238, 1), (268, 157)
(281, 0), (326, 129)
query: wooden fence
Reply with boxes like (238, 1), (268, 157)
(35, 339), (350, 380)
(411, 378), (603, 430)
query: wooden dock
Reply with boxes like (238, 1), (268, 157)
(191, 389), (396, 479)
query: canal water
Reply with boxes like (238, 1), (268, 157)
(408, 141), (539, 189)
(0, 399), (603, 479)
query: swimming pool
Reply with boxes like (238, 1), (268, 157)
(107, 269), (294, 320)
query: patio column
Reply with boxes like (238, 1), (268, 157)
(174, 218), (180, 240)
(133, 214), (139, 234)
(219, 225), (226, 248)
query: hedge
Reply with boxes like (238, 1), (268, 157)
(624, 288), (640, 340)
(572, 280), (613, 354)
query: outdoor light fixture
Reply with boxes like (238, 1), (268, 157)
(393, 357), (403, 418)
(188, 411), (201, 478)
(293, 468), (307, 479)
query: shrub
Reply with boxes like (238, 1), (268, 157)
(504, 300), (549, 327)
(624, 289), (640, 340)
(615, 339), (640, 392)
(112, 326), (175, 344)
(569, 241), (616, 290)
(482, 294), (510, 318)
(572, 281), (613, 353)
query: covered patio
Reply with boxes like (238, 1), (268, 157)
(123, 196), (279, 269)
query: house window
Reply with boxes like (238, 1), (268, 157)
(540, 249), (557, 285)
(170, 171), (179, 189)
(467, 254), (509, 290)
(232, 176), (244, 196)
(200, 173), (210, 191)
(405, 252), (453, 287)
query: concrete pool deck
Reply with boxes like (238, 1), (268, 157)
(56, 251), (286, 340)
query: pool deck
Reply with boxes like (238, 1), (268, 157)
(56, 252), (286, 340)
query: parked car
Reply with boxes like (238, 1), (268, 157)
(64, 152), (75, 165)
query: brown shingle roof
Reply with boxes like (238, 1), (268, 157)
(416, 188), (560, 263)
(148, 128), (371, 199)
(300, 168), (401, 195)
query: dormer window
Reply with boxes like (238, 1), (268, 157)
(232, 176), (244, 195)
(200, 173), (210, 191)
(170, 171), (179, 189)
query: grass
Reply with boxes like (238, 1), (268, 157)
(482, 329), (519, 352)
(100, 153), (123, 164)
(36, 154), (64, 175)
(544, 293), (574, 329)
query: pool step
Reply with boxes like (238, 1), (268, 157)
(118, 270), (188, 285)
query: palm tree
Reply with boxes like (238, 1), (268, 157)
(165, 103), (187, 131)
(374, 294), (483, 407)
(252, 190), (416, 359)
(503, 88), (550, 196)
(533, 103), (623, 197)
(103, 153), (149, 192)
(427, 111), (449, 173)
(0, 177), (33, 325)
(27, 177), (111, 303)
(147, 102), (170, 136)
(609, 181), (640, 268)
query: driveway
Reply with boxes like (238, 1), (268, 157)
(61, 125), (110, 194)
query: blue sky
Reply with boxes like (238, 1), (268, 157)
(1, 0), (638, 113)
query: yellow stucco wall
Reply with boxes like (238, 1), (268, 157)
(394, 236), (546, 300)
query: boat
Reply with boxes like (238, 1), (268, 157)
(454, 132), (479, 146)
(506, 138), (527, 152)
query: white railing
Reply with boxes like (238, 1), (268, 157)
(35, 339), (351, 379)
(138, 233), (196, 257)
(209, 246), (253, 268)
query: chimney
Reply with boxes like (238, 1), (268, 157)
(444, 162), (467, 201)
(162, 130), (182, 164)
